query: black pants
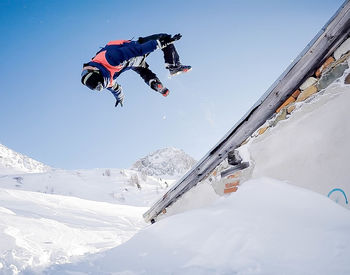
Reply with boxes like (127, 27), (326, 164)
(134, 34), (180, 91)
(137, 33), (180, 66)
(132, 63), (157, 87)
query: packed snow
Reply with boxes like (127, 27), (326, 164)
(1, 74), (350, 273)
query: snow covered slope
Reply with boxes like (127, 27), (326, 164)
(46, 178), (350, 275)
(0, 188), (147, 274)
(0, 146), (195, 207)
(131, 147), (196, 177)
(0, 147), (192, 274)
(0, 144), (49, 175)
(0, 168), (175, 207)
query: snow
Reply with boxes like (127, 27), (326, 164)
(0, 188), (147, 274)
(245, 73), (350, 209)
(45, 179), (350, 275)
(131, 147), (196, 177)
(0, 168), (175, 207)
(0, 150), (182, 274)
(0, 144), (49, 175)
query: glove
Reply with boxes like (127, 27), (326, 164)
(172, 33), (182, 41)
(115, 93), (124, 107)
(111, 83), (124, 107)
(115, 90), (124, 107)
(115, 97), (124, 107)
(157, 33), (182, 49)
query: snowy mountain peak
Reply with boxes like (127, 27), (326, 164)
(131, 147), (196, 177)
(0, 143), (50, 175)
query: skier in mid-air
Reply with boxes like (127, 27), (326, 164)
(81, 33), (191, 107)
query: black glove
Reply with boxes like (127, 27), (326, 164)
(157, 33), (182, 49)
(137, 37), (146, 44)
(172, 33), (182, 41)
(115, 94), (124, 107)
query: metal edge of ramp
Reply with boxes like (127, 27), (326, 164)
(144, 0), (350, 223)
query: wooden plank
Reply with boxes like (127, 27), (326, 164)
(143, 0), (350, 223)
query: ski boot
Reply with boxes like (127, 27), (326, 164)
(150, 79), (170, 97)
(167, 64), (192, 77)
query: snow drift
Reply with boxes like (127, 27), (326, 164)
(0, 188), (147, 274)
(245, 73), (350, 209)
(46, 178), (350, 275)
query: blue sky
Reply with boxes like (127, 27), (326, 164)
(0, 0), (344, 169)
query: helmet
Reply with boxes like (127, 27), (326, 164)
(81, 69), (104, 91)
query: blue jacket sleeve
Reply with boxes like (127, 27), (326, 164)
(106, 40), (158, 66)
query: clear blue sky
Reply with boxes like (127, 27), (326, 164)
(0, 0), (344, 169)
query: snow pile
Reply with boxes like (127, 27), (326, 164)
(131, 147), (196, 177)
(243, 72), (350, 208)
(47, 178), (350, 275)
(0, 188), (147, 274)
(0, 144), (49, 175)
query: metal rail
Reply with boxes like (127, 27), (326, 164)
(144, 0), (350, 223)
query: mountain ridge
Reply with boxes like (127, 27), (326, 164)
(0, 144), (50, 175)
(131, 147), (196, 177)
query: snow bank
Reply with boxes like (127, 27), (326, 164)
(47, 178), (350, 275)
(246, 79), (350, 208)
(0, 188), (147, 274)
